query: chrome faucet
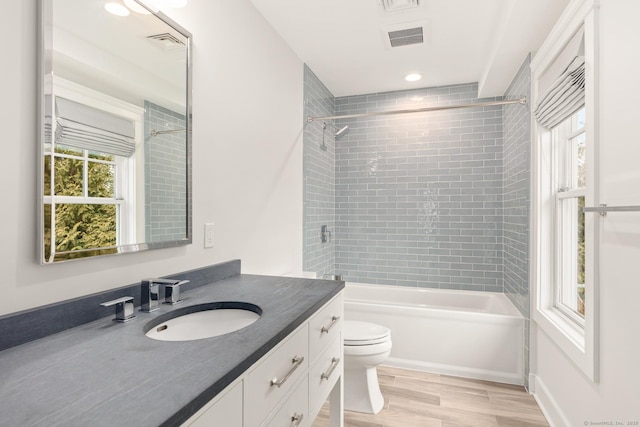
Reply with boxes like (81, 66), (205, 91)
(163, 279), (188, 305)
(100, 296), (136, 322)
(140, 278), (189, 312)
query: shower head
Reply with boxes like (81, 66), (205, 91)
(334, 125), (349, 138)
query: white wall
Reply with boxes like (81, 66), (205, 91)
(532, 1), (640, 424)
(0, 0), (304, 316)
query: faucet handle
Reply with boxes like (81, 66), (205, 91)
(140, 280), (161, 313)
(163, 280), (189, 305)
(100, 296), (136, 322)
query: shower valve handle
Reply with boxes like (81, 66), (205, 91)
(320, 225), (331, 243)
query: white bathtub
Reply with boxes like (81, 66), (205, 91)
(344, 283), (525, 385)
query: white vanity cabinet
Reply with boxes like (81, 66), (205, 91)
(309, 334), (342, 419)
(186, 380), (243, 427)
(264, 376), (309, 427)
(307, 292), (344, 422)
(245, 325), (309, 426)
(182, 291), (344, 427)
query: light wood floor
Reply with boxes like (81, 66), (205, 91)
(312, 366), (549, 427)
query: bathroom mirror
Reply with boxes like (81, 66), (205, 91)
(38, 0), (192, 263)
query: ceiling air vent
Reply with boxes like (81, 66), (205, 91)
(381, 0), (419, 12)
(146, 32), (185, 49)
(388, 26), (424, 48)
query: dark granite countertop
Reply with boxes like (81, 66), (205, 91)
(0, 273), (343, 427)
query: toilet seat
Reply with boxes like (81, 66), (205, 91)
(344, 339), (392, 356)
(344, 321), (391, 346)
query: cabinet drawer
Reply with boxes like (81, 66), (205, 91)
(308, 292), (343, 361)
(309, 333), (343, 418)
(184, 380), (243, 427)
(264, 376), (309, 427)
(245, 325), (309, 427)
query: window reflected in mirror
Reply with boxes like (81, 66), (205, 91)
(39, 0), (192, 263)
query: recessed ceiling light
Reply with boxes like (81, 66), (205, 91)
(123, 0), (151, 14)
(405, 73), (422, 82)
(105, 2), (130, 16)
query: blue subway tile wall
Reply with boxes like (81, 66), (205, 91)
(503, 54), (531, 316)
(303, 65), (336, 277)
(502, 54), (531, 387)
(144, 101), (187, 243)
(334, 84), (505, 291)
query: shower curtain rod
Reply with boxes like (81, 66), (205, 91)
(306, 97), (527, 123)
(150, 128), (188, 137)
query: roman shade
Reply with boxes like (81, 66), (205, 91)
(534, 27), (585, 129)
(54, 97), (136, 157)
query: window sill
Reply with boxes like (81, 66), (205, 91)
(533, 302), (596, 381)
(535, 305), (584, 349)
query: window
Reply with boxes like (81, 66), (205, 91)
(531, 0), (599, 382)
(533, 101), (597, 381)
(552, 108), (586, 324)
(42, 78), (142, 263)
(536, 106), (592, 343)
(43, 143), (131, 261)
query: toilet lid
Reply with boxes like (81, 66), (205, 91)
(343, 320), (390, 345)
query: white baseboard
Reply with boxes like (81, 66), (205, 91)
(384, 357), (524, 386)
(527, 373), (536, 393)
(531, 374), (571, 427)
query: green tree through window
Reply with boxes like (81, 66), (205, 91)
(44, 148), (118, 261)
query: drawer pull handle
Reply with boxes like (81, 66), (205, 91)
(270, 356), (304, 388)
(321, 357), (341, 381)
(321, 316), (340, 334)
(290, 413), (304, 427)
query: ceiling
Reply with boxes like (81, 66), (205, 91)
(250, 0), (569, 98)
(53, 0), (188, 111)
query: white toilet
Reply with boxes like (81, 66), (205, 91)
(343, 320), (392, 414)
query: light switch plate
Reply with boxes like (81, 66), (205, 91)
(204, 223), (215, 248)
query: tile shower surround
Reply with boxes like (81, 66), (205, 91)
(503, 55), (532, 318)
(502, 54), (532, 387)
(303, 65), (336, 278)
(332, 83), (505, 291)
(302, 59), (532, 385)
(144, 100), (187, 243)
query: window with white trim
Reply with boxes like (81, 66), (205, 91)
(43, 136), (134, 262)
(43, 144), (126, 256)
(42, 79), (141, 263)
(552, 107), (586, 323)
(531, 0), (599, 381)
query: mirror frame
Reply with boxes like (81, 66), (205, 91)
(37, 0), (193, 264)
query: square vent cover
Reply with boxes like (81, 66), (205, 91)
(388, 26), (423, 47)
(381, 0), (419, 12)
(146, 32), (186, 50)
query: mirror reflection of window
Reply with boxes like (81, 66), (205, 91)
(44, 147), (120, 259)
(43, 79), (143, 262)
(40, 0), (192, 263)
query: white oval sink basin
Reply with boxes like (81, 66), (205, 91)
(145, 302), (261, 342)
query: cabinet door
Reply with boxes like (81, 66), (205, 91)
(264, 376), (309, 427)
(309, 333), (343, 418)
(308, 293), (343, 362)
(185, 381), (243, 427)
(245, 325), (309, 427)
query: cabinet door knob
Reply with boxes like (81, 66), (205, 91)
(270, 356), (304, 388)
